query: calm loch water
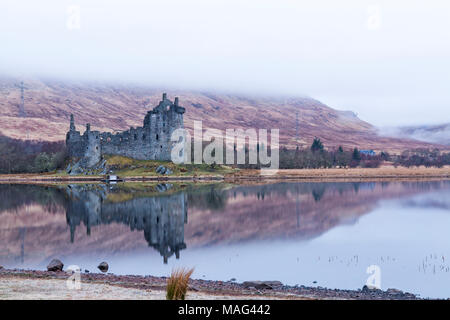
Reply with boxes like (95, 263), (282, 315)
(0, 180), (449, 298)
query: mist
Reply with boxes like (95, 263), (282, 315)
(381, 124), (450, 146)
(1, 0), (449, 127)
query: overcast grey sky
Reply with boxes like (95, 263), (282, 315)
(1, 0), (449, 126)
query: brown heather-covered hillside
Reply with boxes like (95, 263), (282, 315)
(0, 77), (446, 153)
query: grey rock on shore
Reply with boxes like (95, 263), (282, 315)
(47, 259), (64, 272)
(156, 165), (173, 175)
(98, 262), (109, 273)
(242, 281), (283, 290)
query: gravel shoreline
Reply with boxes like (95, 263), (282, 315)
(0, 268), (420, 300)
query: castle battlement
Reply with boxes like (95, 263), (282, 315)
(66, 93), (185, 166)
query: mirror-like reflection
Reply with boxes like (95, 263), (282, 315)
(1, 180), (450, 298)
(0, 183), (190, 264)
(66, 184), (187, 263)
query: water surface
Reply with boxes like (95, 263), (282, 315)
(0, 180), (449, 298)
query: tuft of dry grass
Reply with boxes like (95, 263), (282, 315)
(166, 267), (194, 300)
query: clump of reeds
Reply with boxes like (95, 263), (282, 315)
(166, 267), (194, 300)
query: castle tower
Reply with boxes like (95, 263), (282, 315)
(82, 123), (101, 167)
(70, 114), (76, 131)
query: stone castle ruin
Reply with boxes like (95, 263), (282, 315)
(66, 93), (185, 167)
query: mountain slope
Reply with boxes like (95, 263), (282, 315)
(0, 77), (445, 153)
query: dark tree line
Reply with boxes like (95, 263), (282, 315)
(393, 149), (450, 168)
(1, 134), (449, 174)
(232, 138), (450, 170)
(277, 144), (386, 169)
(0, 135), (67, 173)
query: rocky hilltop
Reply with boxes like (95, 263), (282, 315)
(0, 76), (446, 153)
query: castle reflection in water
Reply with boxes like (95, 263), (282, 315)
(65, 184), (187, 263)
(2, 180), (449, 267)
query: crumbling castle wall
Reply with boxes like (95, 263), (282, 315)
(66, 94), (185, 166)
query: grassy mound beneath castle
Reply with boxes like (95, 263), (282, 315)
(104, 155), (236, 177)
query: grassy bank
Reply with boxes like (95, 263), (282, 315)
(103, 155), (236, 177)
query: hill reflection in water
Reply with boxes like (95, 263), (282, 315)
(0, 180), (449, 267)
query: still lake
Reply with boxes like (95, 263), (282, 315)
(0, 180), (449, 298)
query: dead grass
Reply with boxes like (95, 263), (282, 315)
(166, 267), (194, 300)
(229, 165), (450, 180)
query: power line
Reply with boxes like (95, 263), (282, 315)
(19, 81), (26, 117)
(18, 81), (30, 139)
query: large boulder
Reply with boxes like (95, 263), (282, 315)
(362, 284), (382, 292)
(47, 259), (64, 272)
(156, 165), (173, 175)
(97, 262), (109, 273)
(242, 281), (282, 290)
(156, 165), (166, 174)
